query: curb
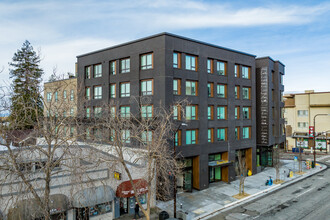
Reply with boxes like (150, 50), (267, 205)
(196, 162), (327, 220)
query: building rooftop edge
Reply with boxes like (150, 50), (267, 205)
(256, 56), (285, 67)
(76, 32), (257, 58)
(44, 77), (77, 85)
(284, 91), (330, 96)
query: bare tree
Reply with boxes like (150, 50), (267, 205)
(234, 150), (248, 198)
(83, 98), (186, 220)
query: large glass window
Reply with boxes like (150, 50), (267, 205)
(173, 79), (181, 95)
(173, 105), (180, 120)
(217, 128), (227, 141)
(217, 84), (226, 98)
(208, 82), (214, 97)
(216, 61), (226, 76)
(186, 105), (198, 120)
(186, 129), (198, 145)
(120, 82), (130, 97)
(242, 66), (250, 79)
(110, 84), (116, 98)
(122, 130), (130, 143)
(93, 86), (102, 99)
(94, 64), (102, 78)
(217, 106), (227, 120)
(208, 105), (214, 120)
(85, 66), (91, 79)
(208, 128), (214, 143)
(141, 53), (153, 70)
(120, 106), (130, 118)
(110, 61), (116, 75)
(186, 81), (197, 96)
(242, 87), (251, 99)
(141, 105), (153, 119)
(185, 55), (197, 71)
(173, 52), (181, 68)
(243, 127), (251, 139)
(120, 58), (130, 73)
(86, 87), (90, 100)
(142, 131), (152, 144)
(207, 59), (213, 73)
(141, 80), (153, 96)
(94, 107), (102, 118)
(243, 107), (251, 119)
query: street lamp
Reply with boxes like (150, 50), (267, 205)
(173, 122), (187, 218)
(313, 114), (330, 166)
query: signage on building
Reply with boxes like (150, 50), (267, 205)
(315, 140), (326, 149)
(260, 67), (269, 144)
(114, 171), (121, 180)
(309, 126), (314, 138)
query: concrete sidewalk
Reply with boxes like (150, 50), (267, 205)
(156, 160), (327, 220)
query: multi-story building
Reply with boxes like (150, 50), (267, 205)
(255, 57), (286, 168)
(76, 33), (284, 191)
(284, 91), (330, 151)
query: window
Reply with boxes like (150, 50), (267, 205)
(297, 110), (308, 117)
(70, 89), (74, 101)
(208, 128), (214, 143)
(70, 127), (74, 137)
(86, 128), (90, 140)
(120, 106), (130, 118)
(175, 130), (182, 146)
(63, 90), (67, 100)
(120, 58), (130, 73)
(208, 105), (214, 120)
(173, 105), (181, 120)
(47, 92), (52, 102)
(86, 87), (90, 100)
(217, 84), (226, 98)
(110, 84), (116, 98)
(94, 64), (102, 78)
(208, 82), (214, 97)
(141, 53), (153, 70)
(242, 87), (251, 100)
(86, 107), (90, 118)
(142, 131), (152, 144)
(122, 130), (130, 143)
(242, 66), (250, 79)
(235, 106), (240, 119)
(54, 92), (58, 102)
(141, 80), (153, 96)
(185, 55), (197, 71)
(93, 86), (102, 99)
(110, 61), (116, 75)
(298, 122), (308, 128)
(242, 127), (251, 139)
(173, 52), (181, 68)
(235, 64), (239, 77)
(217, 106), (227, 120)
(63, 111), (67, 118)
(207, 59), (213, 73)
(173, 79), (181, 95)
(186, 129), (198, 145)
(186, 105), (198, 120)
(235, 86), (240, 99)
(94, 107), (102, 118)
(85, 66), (91, 79)
(109, 129), (115, 142)
(235, 127), (240, 140)
(141, 105), (153, 119)
(110, 106), (116, 117)
(120, 82), (130, 97)
(217, 128), (227, 141)
(242, 107), (251, 119)
(216, 61), (226, 76)
(186, 81), (198, 96)
(70, 108), (74, 116)
(209, 153), (221, 162)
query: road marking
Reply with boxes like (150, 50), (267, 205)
(296, 188), (314, 197)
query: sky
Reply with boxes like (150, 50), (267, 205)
(0, 0), (330, 93)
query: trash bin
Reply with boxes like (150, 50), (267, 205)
(159, 211), (169, 220)
(312, 161), (315, 168)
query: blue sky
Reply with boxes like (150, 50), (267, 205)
(0, 0), (330, 93)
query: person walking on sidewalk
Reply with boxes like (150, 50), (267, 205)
(134, 202), (141, 219)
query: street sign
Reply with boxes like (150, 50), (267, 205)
(309, 126), (314, 138)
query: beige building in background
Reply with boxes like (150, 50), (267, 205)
(284, 90), (330, 151)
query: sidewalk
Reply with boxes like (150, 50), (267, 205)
(156, 160), (327, 220)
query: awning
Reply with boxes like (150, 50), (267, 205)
(73, 185), (115, 208)
(7, 194), (69, 220)
(116, 179), (148, 198)
(208, 160), (232, 167)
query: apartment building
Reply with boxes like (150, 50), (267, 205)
(284, 91), (330, 151)
(76, 33), (258, 191)
(256, 57), (286, 168)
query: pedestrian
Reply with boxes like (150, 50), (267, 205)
(134, 202), (141, 219)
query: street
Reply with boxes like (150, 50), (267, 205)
(209, 158), (330, 220)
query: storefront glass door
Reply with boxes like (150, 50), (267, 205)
(183, 170), (192, 192)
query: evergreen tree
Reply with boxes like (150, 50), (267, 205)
(9, 40), (44, 129)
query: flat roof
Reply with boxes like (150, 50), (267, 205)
(256, 56), (285, 67)
(77, 32), (256, 58)
(286, 91), (330, 96)
(44, 77), (77, 85)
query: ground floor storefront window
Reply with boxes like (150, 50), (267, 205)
(257, 146), (273, 167)
(76, 202), (112, 219)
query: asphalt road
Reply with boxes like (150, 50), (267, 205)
(209, 159), (330, 220)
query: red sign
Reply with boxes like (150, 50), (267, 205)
(116, 179), (148, 198)
(309, 126), (314, 138)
